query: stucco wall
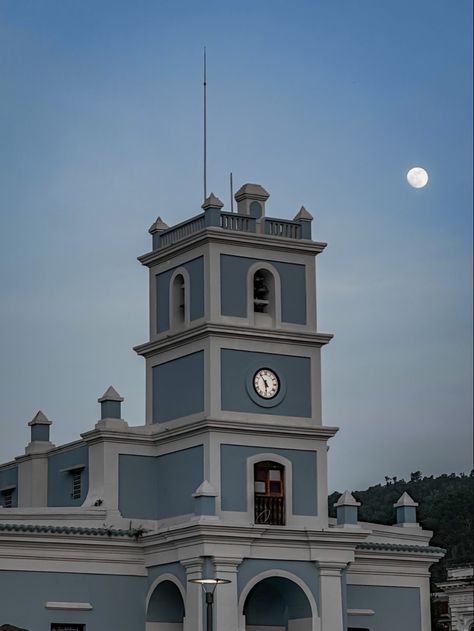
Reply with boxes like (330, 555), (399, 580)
(220, 445), (317, 515)
(47, 444), (89, 507)
(156, 256), (204, 333)
(0, 465), (18, 507)
(346, 584), (421, 631)
(221, 349), (311, 418)
(119, 446), (204, 520)
(220, 254), (307, 324)
(0, 569), (146, 631)
(152, 351), (205, 423)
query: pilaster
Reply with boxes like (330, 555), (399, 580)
(317, 561), (347, 631)
(213, 558), (242, 631)
(181, 558), (204, 631)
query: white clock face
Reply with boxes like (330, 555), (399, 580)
(253, 369), (279, 399)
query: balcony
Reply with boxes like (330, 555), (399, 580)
(254, 495), (285, 526)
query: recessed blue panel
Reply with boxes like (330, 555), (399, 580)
(153, 350), (204, 423)
(220, 444), (317, 515)
(47, 444), (89, 507)
(220, 254), (306, 324)
(119, 446), (204, 520)
(156, 256), (204, 333)
(0, 569), (146, 631)
(347, 585), (421, 631)
(221, 349), (311, 418)
(0, 466), (18, 507)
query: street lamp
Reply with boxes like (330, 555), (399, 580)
(188, 577), (231, 631)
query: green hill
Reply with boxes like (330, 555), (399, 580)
(328, 471), (474, 583)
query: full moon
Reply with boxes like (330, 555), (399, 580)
(407, 166), (429, 188)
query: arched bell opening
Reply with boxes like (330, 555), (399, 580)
(146, 579), (185, 631)
(243, 576), (313, 631)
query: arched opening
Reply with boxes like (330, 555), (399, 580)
(146, 580), (185, 630)
(254, 461), (285, 525)
(253, 269), (275, 325)
(244, 576), (313, 631)
(171, 273), (186, 328)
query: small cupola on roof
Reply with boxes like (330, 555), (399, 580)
(234, 183), (270, 218)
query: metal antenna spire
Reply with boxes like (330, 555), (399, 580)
(203, 46), (207, 202)
(230, 172), (234, 212)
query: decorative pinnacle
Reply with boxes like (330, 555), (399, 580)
(98, 386), (124, 403)
(193, 480), (218, 497)
(393, 492), (419, 508)
(334, 490), (361, 508)
(294, 206), (313, 221)
(201, 192), (224, 210)
(148, 217), (169, 234)
(28, 410), (52, 426)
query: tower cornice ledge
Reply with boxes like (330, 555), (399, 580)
(138, 228), (327, 268)
(80, 417), (339, 447)
(134, 324), (333, 358)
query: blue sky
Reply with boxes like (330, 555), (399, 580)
(0, 0), (472, 491)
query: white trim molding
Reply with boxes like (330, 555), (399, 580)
(347, 608), (375, 616)
(45, 601), (93, 610)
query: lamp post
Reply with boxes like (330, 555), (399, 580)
(188, 577), (231, 631)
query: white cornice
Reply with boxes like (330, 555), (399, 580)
(134, 322), (333, 358)
(138, 228), (327, 268)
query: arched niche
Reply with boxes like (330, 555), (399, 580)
(146, 578), (185, 631)
(242, 575), (317, 631)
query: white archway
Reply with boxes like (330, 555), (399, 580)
(246, 453), (293, 527)
(146, 573), (187, 631)
(238, 569), (321, 631)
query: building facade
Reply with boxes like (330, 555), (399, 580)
(0, 183), (443, 631)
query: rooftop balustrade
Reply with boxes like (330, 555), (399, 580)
(152, 208), (311, 251)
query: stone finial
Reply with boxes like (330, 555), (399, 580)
(294, 206), (313, 239)
(27, 410), (54, 450)
(394, 491), (419, 526)
(28, 410), (52, 427)
(202, 193), (224, 227)
(98, 386), (124, 403)
(193, 480), (217, 517)
(294, 206), (313, 222)
(98, 386), (124, 421)
(334, 490), (361, 527)
(234, 183), (269, 218)
(202, 193), (224, 210)
(148, 216), (169, 235)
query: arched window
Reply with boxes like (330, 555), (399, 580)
(253, 269), (275, 315)
(171, 273), (186, 328)
(254, 461), (285, 525)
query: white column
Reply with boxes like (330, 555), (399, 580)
(182, 559), (204, 631)
(214, 558), (241, 631)
(317, 562), (345, 631)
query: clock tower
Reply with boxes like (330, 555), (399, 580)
(134, 182), (336, 532)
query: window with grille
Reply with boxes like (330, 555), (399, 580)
(254, 461), (285, 525)
(51, 625), (85, 631)
(1, 488), (13, 508)
(71, 469), (82, 500)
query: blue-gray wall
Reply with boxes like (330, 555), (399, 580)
(119, 445), (204, 520)
(346, 585), (421, 631)
(48, 444), (89, 507)
(220, 254), (307, 324)
(0, 465), (18, 507)
(221, 349), (311, 418)
(152, 350), (205, 423)
(220, 445), (317, 515)
(156, 256), (204, 333)
(0, 569), (146, 631)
